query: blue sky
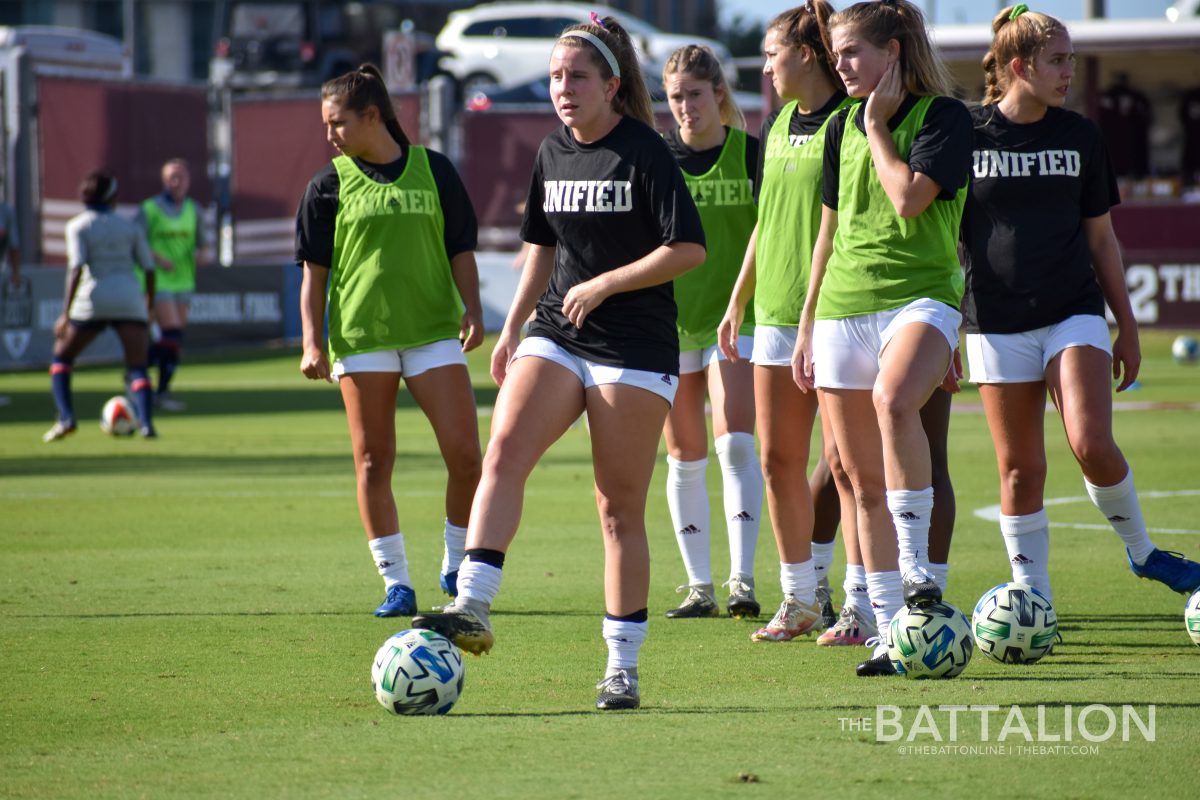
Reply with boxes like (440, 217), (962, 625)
(718, 0), (1180, 27)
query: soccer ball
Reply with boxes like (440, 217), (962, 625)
(1172, 335), (1199, 365)
(371, 628), (465, 715)
(100, 395), (137, 436)
(1186, 589), (1200, 647)
(972, 582), (1058, 664)
(888, 602), (974, 679)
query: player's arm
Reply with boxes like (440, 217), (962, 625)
(491, 243), (555, 385)
(560, 241), (705, 330)
(449, 250), (484, 352)
(718, 223), (758, 361)
(300, 262), (332, 382)
(793, 205), (838, 392)
(1084, 212), (1140, 391)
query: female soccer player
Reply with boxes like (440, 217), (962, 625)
(658, 44), (763, 622)
(44, 169), (157, 442)
(415, 15), (705, 711)
(963, 5), (1200, 600)
(793, 0), (972, 676)
(718, 1), (856, 643)
(296, 64), (484, 618)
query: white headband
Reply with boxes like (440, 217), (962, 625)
(561, 31), (621, 79)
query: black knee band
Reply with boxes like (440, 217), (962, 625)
(465, 548), (505, 569)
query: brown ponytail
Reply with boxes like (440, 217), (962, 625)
(321, 63), (410, 146)
(767, 1), (839, 88)
(558, 16), (654, 128)
(982, 6), (1069, 105)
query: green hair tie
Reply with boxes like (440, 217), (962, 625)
(1009, 3), (1029, 20)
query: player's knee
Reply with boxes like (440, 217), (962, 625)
(356, 448), (394, 486)
(1000, 462), (1046, 503)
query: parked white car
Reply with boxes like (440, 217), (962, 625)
(436, 2), (737, 95)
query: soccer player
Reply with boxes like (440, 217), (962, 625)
(658, 44), (763, 622)
(962, 5), (1200, 599)
(44, 169), (157, 442)
(718, 1), (854, 643)
(139, 159), (204, 411)
(415, 15), (705, 712)
(793, 0), (972, 677)
(296, 64), (484, 618)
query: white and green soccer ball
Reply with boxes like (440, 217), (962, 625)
(1186, 589), (1200, 647)
(371, 629), (465, 716)
(972, 582), (1058, 664)
(1172, 335), (1199, 365)
(888, 602), (974, 679)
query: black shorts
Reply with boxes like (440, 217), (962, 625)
(69, 318), (148, 332)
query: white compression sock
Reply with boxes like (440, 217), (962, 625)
(843, 563), (870, 613)
(457, 558), (503, 606)
(865, 570), (904, 643)
(602, 618), (648, 675)
(441, 520), (467, 576)
(887, 487), (934, 576)
(811, 540), (835, 585)
(779, 560), (817, 605)
(368, 532), (411, 589)
(715, 432), (763, 581)
(666, 456), (711, 587)
(1000, 509), (1052, 602)
(1085, 471), (1155, 565)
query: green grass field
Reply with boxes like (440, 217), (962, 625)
(2, 331), (1198, 799)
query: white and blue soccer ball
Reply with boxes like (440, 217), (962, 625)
(371, 628), (465, 716)
(1172, 335), (1199, 365)
(1185, 589), (1200, 647)
(972, 582), (1058, 664)
(99, 395), (137, 436)
(888, 602), (974, 679)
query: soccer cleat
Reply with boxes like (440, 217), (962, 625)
(374, 584), (417, 617)
(902, 565), (942, 607)
(42, 420), (77, 443)
(439, 570), (459, 597)
(155, 392), (186, 412)
(1128, 548), (1200, 594)
(412, 600), (494, 655)
(816, 605), (878, 646)
(139, 425), (158, 439)
(815, 577), (837, 629)
(664, 584), (718, 619)
(855, 651), (897, 677)
(595, 669), (640, 710)
(724, 576), (760, 618)
(750, 595), (820, 642)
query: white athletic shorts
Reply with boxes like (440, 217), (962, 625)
(751, 325), (797, 366)
(965, 314), (1112, 384)
(679, 335), (753, 374)
(513, 336), (677, 405)
(813, 298), (962, 390)
(332, 338), (467, 378)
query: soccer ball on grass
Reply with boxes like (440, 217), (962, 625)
(972, 582), (1058, 664)
(1172, 335), (1199, 365)
(1185, 589), (1200, 647)
(100, 395), (137, 436)
(888, 602), (974, 679)
(372, 628), (465, 715)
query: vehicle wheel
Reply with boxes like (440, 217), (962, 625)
(460, 71), (500, 98)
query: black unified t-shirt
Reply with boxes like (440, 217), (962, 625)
(755, 91), (848, 202)
(294, 146), (477, 268)
(521, 116), (705, 374)
(961, 105), (1120, 334)
(663, 126), (760, 194)
(822, 94), (973, 209)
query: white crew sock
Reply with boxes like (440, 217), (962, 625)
(715, 432), (763, 581)
(666, 456), (711, 587)
(1085, 470), (1155, 565)
(865, 570), (904, 645)
(779, 560), (817, 605)
(1000, 509), (1052, 602)
(887, 487), (934, 576)
(457, 558), (503, 606)
(441, 520), (467, 576)
(602, 617), (648, 675)
(843, 563), (870, 613)
(368, 532), (411, 590)
(811, 540), (835, 585)
(927, 562), (949, 594)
